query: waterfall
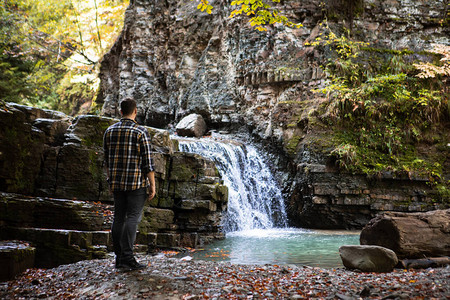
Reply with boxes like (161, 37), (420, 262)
(178, 137), (288, 233)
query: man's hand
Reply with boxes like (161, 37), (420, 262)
(148, 187), (156, 201)
(147, 171), (156, 201)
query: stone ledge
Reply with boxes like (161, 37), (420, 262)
(3, 227), (110, 268)
(181, 199), (217, 211)
(331, 196), (371, 206)
(0, 240), (35, 281)
(297, 163), (330, 173)
(0, 193), (105, 231)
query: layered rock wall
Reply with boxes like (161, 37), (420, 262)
(287, 162), (445, 229)
(0, 102), (228, 266)
(99, 0), (449, 133)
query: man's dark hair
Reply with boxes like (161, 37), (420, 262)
(120, 98), (137, 116)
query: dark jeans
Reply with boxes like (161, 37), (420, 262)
(112, 187), (146, 261)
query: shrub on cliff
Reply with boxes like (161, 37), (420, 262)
(308, 23), (449, 201)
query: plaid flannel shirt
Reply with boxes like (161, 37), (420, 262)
(103, 118), (154, 192)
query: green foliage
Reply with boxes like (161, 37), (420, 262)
(0, 2), (34, 102)
(309, 23), (449, 200)
(193, 0), (302, 31)
(56, 70), (100, 115)
(435, 182), (450, 203)
(195, 0), (213, 14)
(1, 0), (80, 108)
(0, 0), (128, 114)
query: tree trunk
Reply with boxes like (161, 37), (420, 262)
(399, 257), (450, 269)
(360, 209), (450, 259)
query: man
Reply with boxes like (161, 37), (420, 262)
(103, 98), (156, 271)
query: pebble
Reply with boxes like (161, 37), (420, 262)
(0, 254), (449, 299)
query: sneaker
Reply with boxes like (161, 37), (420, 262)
(122, 258), (146, 271)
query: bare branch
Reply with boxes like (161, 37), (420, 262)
(94, 0), (103, 52)
(27, 33), (97, 66)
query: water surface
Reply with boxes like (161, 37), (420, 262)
(189, 228), (360, 268)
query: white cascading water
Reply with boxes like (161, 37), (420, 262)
(178, 137), (288, 233)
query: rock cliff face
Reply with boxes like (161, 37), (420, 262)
(0, 102), (228, 266)
(99, 0), (449, 129)
(98, 0), (449, 228)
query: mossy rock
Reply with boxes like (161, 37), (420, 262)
(55, 143), (108, 201)
(144, 126), (175, 153)
(0, 106), (46, 194)
(139, 207), (175, 233)
(285, 135), (304, 156)
(68, 115), (116, 148)
(169, 152), (218, 182)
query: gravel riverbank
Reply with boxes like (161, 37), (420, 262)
(1, 253), (449, 299)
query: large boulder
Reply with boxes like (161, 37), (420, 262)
(176, 114), (207, 138)
(339, 245), (398, 273)
(360, 209), (450, 258)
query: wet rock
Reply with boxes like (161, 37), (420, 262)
(139, 207), (175, 233)
(173, 182), (227, 202)
(156, 233), (180, 248)
(169, 152), (218, 182)
(287, 169), (446, 229)
(339, 245), (398, 273)
(180, 200), (216, 212)
(176, 114), (207, 138)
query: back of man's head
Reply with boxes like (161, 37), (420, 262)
(120, 98), (137, 116)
